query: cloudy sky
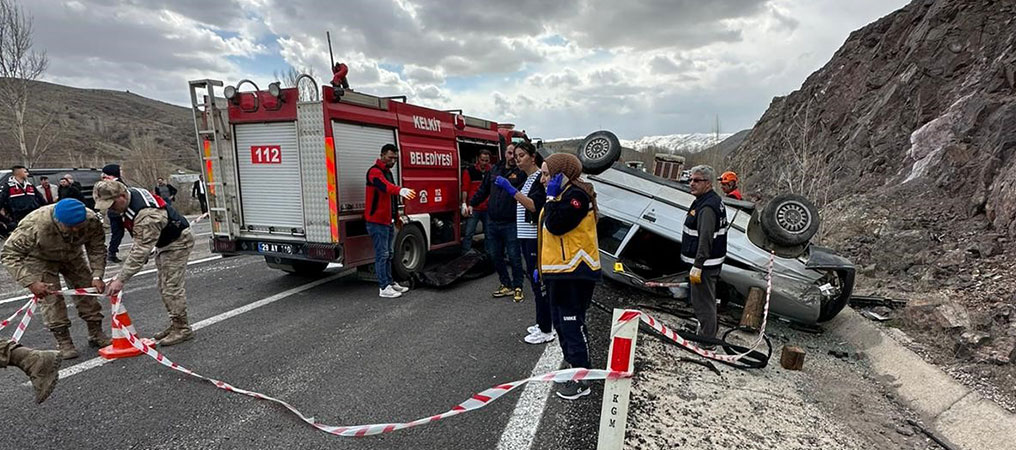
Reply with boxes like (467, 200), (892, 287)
(28, 0), (908, 140)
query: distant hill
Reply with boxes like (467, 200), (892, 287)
(0, 79), (197, 174)
(547, 132), (732, 155)
(542, 129), (749, 170)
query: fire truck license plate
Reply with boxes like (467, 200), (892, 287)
(257, 242), (295, 254)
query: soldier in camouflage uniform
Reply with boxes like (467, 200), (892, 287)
(1, 339), (62, 404)
(1, 199), (112, 359)
(93, 180), (195, 346)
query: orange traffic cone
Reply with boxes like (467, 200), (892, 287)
(99, 294), (156, 359)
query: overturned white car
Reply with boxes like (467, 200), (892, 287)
(565, 131), (855, 325)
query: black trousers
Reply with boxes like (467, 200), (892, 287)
(547, 279), (595, 369)
(520, 239), (550, 333)
(108, 210), (124, 257)
(690, 268), (720, 338)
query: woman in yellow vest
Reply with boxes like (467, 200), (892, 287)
(537, 153), (601, 400)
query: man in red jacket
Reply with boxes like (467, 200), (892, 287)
(365, 144), (417, 298)
(460, 149), (491, 254)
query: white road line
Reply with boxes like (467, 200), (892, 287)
(496, 341), (564, 450)
(0, 256), (224, 306)
(41, 270), (350, 383)
(116, 232), (211, 249)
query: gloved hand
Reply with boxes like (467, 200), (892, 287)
(399, 188), (417, 200)
(689, 267), (702, 285)
(532, 269), (539, 284)
(494, 176), (517, 196)
(546, 173), (564, 198)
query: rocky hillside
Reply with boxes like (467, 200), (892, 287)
(729, 0), (1016, 406)
(730, 0), (1015, 229)
(0, 79), (197, 172)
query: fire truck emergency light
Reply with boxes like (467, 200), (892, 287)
(224, 85), (238, 104)
(268, 82), (282, 100)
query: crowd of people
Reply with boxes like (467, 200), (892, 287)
(361, 142), (736, 401)
(1, 164), (197, 404)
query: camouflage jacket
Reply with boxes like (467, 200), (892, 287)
(118, 207), (168, 283)
(0, 204), (107, 287)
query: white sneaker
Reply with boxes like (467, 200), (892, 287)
(527, 324), (540, 335)
(379, 286), (402, 298)
(524, 331), (556, 344)
(390, 282), (409, 293)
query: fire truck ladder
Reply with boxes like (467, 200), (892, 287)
(188, 79), (238, 240)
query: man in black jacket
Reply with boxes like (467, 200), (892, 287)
(0, 165), (46, 226)
(469, 144), (526, 299)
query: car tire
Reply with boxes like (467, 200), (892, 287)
(264, 256), (328, 275)
(577, 130), (622, 175)
(760, 194), (820, 246)
(393, 225), (427, 280)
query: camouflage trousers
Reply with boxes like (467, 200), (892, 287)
(156, 229), (194, 320)
(32, 255), (103, 331)
(0, 339), (15, 367)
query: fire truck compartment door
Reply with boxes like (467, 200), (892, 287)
(234, 122), (305, 232)
(332, 121), (398, 213)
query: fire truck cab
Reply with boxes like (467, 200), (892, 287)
(188, 76), (527, 278)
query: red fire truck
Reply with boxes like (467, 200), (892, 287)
(188, 74), (530, 278)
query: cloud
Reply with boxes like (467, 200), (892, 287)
(24, 0), (912, 140)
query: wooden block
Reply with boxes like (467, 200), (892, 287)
(739, 287), (766, 330)
(780, 345), (806, 370)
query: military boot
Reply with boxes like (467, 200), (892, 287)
(157, 317), (194, 347)
(153, 323), (173, 341)
(10, 346), (62, 404)
(86, 321), (112, 348)
(51, 327), (79, 360)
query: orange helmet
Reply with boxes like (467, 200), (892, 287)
(720, 171), (738, 184)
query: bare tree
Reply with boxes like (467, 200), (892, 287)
(776, 97), (832, 205)
(0, 0), (55, 165)
(125, 130), (168, 189)
(273, 66), (318, 102)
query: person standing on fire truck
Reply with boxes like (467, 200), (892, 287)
(92, 180), (195, 346)
(460, 149), (492, 255)
(365, 144), (417, 298)
(469, 144), (526, 301)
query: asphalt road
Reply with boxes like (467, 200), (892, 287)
(0, 250), (612, 449)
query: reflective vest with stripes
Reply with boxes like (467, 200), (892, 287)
(538, 187), (601, 281)
(680, 190), (728, 269)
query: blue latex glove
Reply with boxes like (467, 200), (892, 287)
(546, 173), (564, 198)
(533, 269), (539, 284)
(494, 176), (517, 196)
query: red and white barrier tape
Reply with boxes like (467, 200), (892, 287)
(106, 293), (629, 437)
(615, 252), (775, 363)
(3, 265), (772, 437)
(1, 287), (98, 343)
(3, 288), (629, 437)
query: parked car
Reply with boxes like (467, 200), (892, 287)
(0, 168), (103, 209)
(563, 131), (855, 325)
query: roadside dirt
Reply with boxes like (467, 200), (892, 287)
(588, 282), (941, 450)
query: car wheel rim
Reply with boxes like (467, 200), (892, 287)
(583, 137), (610, 160)
(776, 200), (811, 234)
(401, 235), (420, 269)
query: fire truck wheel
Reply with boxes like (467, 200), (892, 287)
(264, 256), (328, 276)
(393, 225), (427, 280)
(577, 130), (622, 175)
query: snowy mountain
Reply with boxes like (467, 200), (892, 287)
(547, 133), (733, 154)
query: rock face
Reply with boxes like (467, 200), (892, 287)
(730, 0), (1016, 236)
